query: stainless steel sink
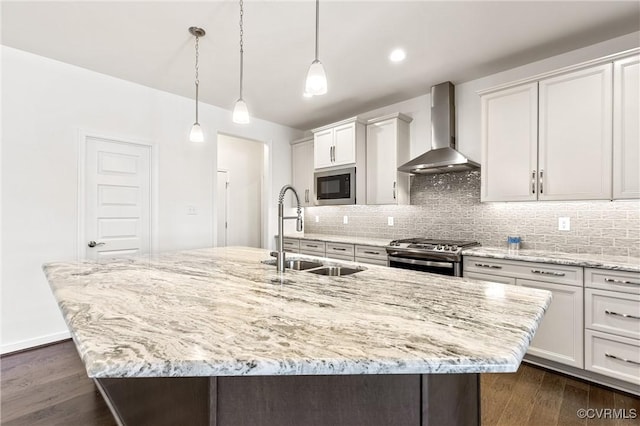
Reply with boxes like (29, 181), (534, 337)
(306, 266), (364, 276)
(263, 259), (324, 271)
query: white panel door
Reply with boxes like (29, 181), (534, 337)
(333, 122), (356, 166)
(291, 140), (314, 206)
(481, 83), (538, 201)
(366, 118), (397, 205)
(85, 137), (151, 260)
(538, 64), (613, 200)
(216, 170), (228, 247)
(613, 55), (640, 199)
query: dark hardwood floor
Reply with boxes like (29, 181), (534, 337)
(1, 340), (639, 425)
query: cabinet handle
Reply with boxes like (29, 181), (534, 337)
(531, 269), (565, 277)
(393, 181), (397, 200)
(605, 353), (640, 366)
(605, 277), (639, 286)
(306, 244), (318, 248)
(531, 170), (536, 194)
(539, 169), (544, 194)
(605, 310), (640, 320)
(475, 263), (502, 269)
(364, 251), (380, 255)
(332, 247), (347, 251)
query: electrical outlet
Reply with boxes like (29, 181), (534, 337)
(315, 215), (319, 223)
(388, 217), (394, 226)
(558, 217), (570, 231)
(187, 205), (197, 215)
(343, 216), (348, 225)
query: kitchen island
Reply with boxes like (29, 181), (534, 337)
(43, 247), (551, 426)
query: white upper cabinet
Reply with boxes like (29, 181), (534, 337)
(366, 113), (412, 205)
(613, 55), (640, 199)
(538, 64), (613, 201)
(312, 117), (364, 169)
(481, 82), (538, 202)
(291, 137), (314, 207)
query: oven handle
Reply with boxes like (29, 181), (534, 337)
(388, 256), (454, 269)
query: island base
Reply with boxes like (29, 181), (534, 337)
(96, 373), (480, 426)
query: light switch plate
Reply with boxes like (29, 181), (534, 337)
(187, 206), (197, 215)
(343, 216), (348, 225)
(388, 217), (394, 226)
(558, 217), (570, 231)
(315, 216), (319, 223)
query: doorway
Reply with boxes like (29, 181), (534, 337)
(78, 132), (153, 260)
(216, 170), (229, 247)
(216, 134), (265, 248)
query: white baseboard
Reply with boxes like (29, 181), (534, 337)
(1, 331), (71, 355)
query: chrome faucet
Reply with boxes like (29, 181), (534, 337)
(276, 185), (303, 272)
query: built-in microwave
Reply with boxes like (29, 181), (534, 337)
(314, 167), (356, 205)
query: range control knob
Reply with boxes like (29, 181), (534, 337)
(451, 245), (459, 251)
(436, 245), (444, 251)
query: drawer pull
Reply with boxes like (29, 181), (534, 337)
(605, 310), (640, 320)
(332, 247), (347, 251)
(531, 269), (565, 277)
(605, 353), (640, 366)
(605, 278), (639, 286)
(475, 263), (502, 269)
(364, 251), (380, 255)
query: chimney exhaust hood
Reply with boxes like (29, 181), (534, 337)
(398, 81), (479, 174)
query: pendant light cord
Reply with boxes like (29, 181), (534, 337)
(194, 34), (200, 122)
(314, 0), (319, 61)
(239, 0), (244, 99)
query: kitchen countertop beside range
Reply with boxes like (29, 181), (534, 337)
(463, 247), (640, 273)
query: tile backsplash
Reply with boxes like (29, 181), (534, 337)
(304, 171), (640, 257)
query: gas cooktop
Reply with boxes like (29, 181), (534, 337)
(388, 238), (480, 253)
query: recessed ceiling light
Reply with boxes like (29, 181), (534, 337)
(389, 48), (406, 63)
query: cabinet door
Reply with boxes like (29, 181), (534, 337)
(539, 64), (613, 200)
(367, 119), (398, 204)
(314, 129), (334, 169)
(292, 140), (314, 206)
(613, 55), (640, 199)
(519, 278), (584, 368)
(333, 123), (356, 166)
(481, 83), (538, 201)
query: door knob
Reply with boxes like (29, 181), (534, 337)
(88, 241), (106, 248)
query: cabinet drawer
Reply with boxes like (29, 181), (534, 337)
(464, 256), (583, 286)
(464, 271), (516, 286)
(282, 238), (300, 253)
(326, 242), (355, 257)
(586, 288), (640, 339)
(585, 330), (640, 385)
(585, 268), (640, 295)
(354, 245), (387, 261)
(355, 257), (388, 267)
(299, 240), (326, 255)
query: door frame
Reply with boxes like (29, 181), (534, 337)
(216, 169), (229, 247)
(214, 132), (270, 249)
(76, 128), (158, 260)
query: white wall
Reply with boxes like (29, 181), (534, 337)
(217, 134), (264, 248)
(1, 46), (302, 353)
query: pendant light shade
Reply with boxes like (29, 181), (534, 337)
(233, 0), (250, 124)
(189, 123), (204, 142)
(304, 0), (327, 96)
(188, 26), (206, 142)
(305, 59), (327, 95)
(233, 98), (250, 124)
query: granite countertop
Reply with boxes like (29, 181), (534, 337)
(283, 233), (392, 248)
(463, 247), (640, 273)
(43, 247), (551, 379)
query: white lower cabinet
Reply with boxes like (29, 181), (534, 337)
(354, 245), (388, 266)
(325, 242), (355, 261)
(586, 330), (640, 386)
(299, 240), (326, 257)
(463, 257), (583, 368)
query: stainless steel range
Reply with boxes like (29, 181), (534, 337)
(386, 238), (480, 277)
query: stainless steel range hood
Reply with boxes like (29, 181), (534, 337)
(398, 81), (479, 174)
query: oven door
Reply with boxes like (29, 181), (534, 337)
(388, 255), (460, 277)
(314, 167), (356, 205)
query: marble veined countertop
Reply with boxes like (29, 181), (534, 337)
(463, 247), (640, 273)
(282, 233), (392, 247)
(43, 247), (551, 379)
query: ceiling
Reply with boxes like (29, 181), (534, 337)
(2, 1), (639, 130)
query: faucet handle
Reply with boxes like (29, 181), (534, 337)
(296, 217), (303, 232)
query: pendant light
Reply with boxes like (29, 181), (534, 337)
(304, 0), (327, 96)
(189, 26), (206, 142)
(232, 0), (250, 124)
